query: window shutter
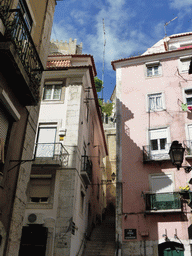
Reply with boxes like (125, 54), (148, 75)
(30, 178), (51, 198)
(149, 128), (167, 140)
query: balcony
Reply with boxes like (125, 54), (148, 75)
(144, 192), (182, 213)
(143, 143), (171, 162)
(33, 143), (68, 167)
(0, 2), (43, 105)
(81, 156), (92, 186)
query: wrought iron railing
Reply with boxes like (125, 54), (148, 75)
(34, 143), (68, 165)
(0, 4), (43, 102)
(143, 143), (171, 162)
(144, 192), (181, 211)
(183, 140), (192, 155)
(0, 0), (12, 24)
(81, 155), (92, 182)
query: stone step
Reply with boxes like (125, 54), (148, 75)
(82, 216), (116, 256)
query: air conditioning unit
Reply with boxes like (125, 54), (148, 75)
(27, 213), (45, 225)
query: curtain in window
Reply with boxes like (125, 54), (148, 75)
(36, 127), (56, 157)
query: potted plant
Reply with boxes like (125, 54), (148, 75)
(179, 185), (190, 199)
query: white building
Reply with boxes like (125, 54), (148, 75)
(19, 40), (108, 256)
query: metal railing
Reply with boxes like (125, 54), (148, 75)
(0, 0), (12, 24)
(81, 155), (92, 182)
(143, 143), (171, 162)
(0, 3), (43, 102)
(144, 192), (181, 211)
(34, 143), (68, 165)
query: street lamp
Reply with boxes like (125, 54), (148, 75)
(169, 140), (192, 173)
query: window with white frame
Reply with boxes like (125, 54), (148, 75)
(180, 56), (191, 73)
(43, 82), (62, 100)
(148, 93), (165, 111)
(149, 128), (169, 155)
(145, 61), (161, 77)
(35, 125), (57, 158)
(184, 89), (192, 107)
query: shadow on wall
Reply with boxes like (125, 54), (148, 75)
(117, 99), (187, 245)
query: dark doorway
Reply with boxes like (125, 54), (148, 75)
(19, 225), (48, 256)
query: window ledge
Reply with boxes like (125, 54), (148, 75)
(147, 109), (166, 113)
(26, 202), (53, 209)
(41, 100), (64, 104)
(145, 74), (162, 79)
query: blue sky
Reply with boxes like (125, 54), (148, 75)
(51, 0), (192, 101)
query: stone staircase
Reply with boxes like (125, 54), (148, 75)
(82, 215), (116, 256)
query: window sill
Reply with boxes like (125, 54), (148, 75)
(26, 202), (53, 209)
(41, 100), (64, 104)
(145, 74), (162, 79)
(147, 109), (166, 113)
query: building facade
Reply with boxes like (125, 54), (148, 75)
(20, 40), (108, 256)
(103, 91), (116, 210)
(112, 32), (192, 256)
(0, 0), (58, 255)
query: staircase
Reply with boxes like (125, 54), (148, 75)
(83, 214), (116, 256)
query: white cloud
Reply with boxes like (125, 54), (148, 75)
(170, 0), (192, 9)
(51, 0), (153, 72)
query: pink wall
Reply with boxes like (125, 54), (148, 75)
(120, 57), (192, 242)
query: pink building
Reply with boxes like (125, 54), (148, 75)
(112, 33), (192, 256)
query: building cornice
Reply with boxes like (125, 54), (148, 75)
(111, 48), (192, 70)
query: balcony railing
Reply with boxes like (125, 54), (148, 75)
(143, 143), (171, 162)
(144, 192), (181, 212)
(0, 0), (12, 24)
(0, 3), (43, 104)
(34, 143), (69, 166)
(81, 155), (92, 185)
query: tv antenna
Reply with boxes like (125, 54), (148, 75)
(164, 16), (177, 37)
(102, 18), (106, 101)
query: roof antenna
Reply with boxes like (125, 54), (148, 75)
(102, 18), (106, 101)
(164, 17), (177, 37)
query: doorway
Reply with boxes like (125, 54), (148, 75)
(19, 225), (48, 256)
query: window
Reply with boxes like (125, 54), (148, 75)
(147, 66), (159, 77)
(35, 125), (57, 158)
(145, 61), (161, 77)
(147, 174), (178, 211)
(43, 83), (62, 100)
(150, 174), (173, 193)
(180, 56), (191, 73)
(148, 93), (164, 111)
(18, 0), (33, 32)
(149, 128), (169, 158)
(29, 175), (52, 203)
(184, 89), (192, 107)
